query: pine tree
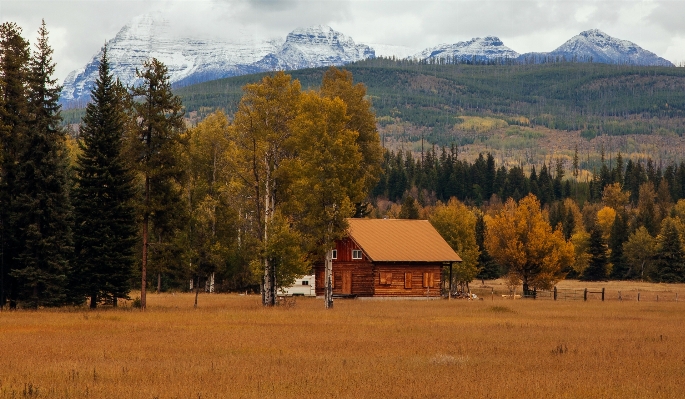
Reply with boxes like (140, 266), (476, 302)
(653, 220), (684, 283)
(399, 195), (420, 219)
(72, 47), (137, 308)
(475, 211), (499, 279)
(10, 20), (73, 307)
(0, 22), (30, 308)
(581, 227), (608, 281)
(608, 213), (629, 279)
(130, 58), (186, 310)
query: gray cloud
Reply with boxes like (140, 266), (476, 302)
(1, 0), (682, 83)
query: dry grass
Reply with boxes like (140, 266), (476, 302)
(2, 288), (685, 399)
(473, 279), (685, 302)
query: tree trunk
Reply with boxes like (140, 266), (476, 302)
(449, 263), (453, 300)
(194, 276), (199, 308)
(90, 294), (97, 309)
(141, 212), (148, 311)
(325, 249), (334, 309)
(157, 273), (161, 294)
(262, 157), (275, 307)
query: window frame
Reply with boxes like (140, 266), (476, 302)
(352, 249), (362, 260)
(331, 249), (337, 260)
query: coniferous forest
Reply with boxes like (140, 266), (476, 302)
(3, 22), (685, 309)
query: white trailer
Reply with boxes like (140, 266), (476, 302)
(279, 275), (316, 297)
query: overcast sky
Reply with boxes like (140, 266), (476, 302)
(2, 0), (684, 83)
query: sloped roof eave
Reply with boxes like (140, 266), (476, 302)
(344, 219), (463, 263)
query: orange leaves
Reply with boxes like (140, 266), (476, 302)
(485, 194), (575, 290)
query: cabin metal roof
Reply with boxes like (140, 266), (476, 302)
(346, 219), (463, 263)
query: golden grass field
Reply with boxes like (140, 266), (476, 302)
(2, 281), (685, 399)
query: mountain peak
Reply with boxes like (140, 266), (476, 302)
(549, 29), (673, 66)
(579, 28), (609, 37)
(60, 19), (374, 107)
(413, 36), (519, 61)
(255, 25), (374, 71)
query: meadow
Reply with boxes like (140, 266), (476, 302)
(2, 282), (685, 399)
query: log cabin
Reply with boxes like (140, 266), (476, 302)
(314, 219), (462, 297)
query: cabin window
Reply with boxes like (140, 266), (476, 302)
(301, 280), (309, 286)
(379, 271), (392, 285)
(422, 272), (435, 288)
(352, 250), (362, 260)
(404, 272), (412, 289)
(331, 249), (337, 260)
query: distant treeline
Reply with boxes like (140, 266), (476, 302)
(374, 146), (685, 207)
(377, 146), (685, 284)
(169, 60), (685, 145)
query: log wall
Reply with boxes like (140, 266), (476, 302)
(315, 261), (374, 297)
(373, 263), (443, 297)
(315, 261), (443, 297)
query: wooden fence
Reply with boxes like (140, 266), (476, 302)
(471, 287), (681, 302)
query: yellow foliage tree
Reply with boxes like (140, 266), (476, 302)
(485, 194), (575, 292)
(429, 198), (481, 292)
(602, 182), (630, 211)
(596, 206), (617, 240)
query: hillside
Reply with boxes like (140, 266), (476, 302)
(64, 60), (685, 169)
(176, 59), (685, 144)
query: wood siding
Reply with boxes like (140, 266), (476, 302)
(314, 261), (374, 297)
(315, 261), (443, 297)
(373, 263), (443, 297)
(333, 238), (368, 262)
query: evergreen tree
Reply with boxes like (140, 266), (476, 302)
(653, 220), (685, 283)
(72, 47), (137, 308)
(553, 159), (564, 200)
(608, 213), (629, 279)
(581, 227), (608, 281)
(10, 21), (73, 307)
(130, 58), (186, 310)
(475, 211), (499, 279)
(399, 195), (420, 219)
(0, 22), (30, 308)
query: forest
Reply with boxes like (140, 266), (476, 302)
(3, 21), (685, 310)
(1, 21), (380, 309)
(165, 57), (685, 143)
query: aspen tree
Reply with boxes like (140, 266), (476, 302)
(485, 194), (574, 292)
(283, 93), (365, 309)
(232, 72), (301, 307)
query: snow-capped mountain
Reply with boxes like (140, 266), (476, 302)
(254, 25), (374, 71)
(411, 30), (672, 67)
(62, 16), (675, 108)
(61, 15), (374, 107)
(411, 36), (519, 62)
(543, 29), (673, 66)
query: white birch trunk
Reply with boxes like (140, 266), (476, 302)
(325, 249), (334, 309)
(263, 155), (274, 306)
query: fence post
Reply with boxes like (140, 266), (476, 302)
(554, 286), (557, 301)
(584, 288), (588, 301)
(638, 292), (640, 302)
(491, 288), (494, 301)
(601, 288), (605, 302)
(657, 295), (659, 302)
(618, 291), (622, 301)
(676, 293), (678, 302)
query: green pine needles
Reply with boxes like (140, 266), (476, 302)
(72, 47), (137, 308)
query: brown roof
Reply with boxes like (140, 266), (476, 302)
(346, 219), (462, 262)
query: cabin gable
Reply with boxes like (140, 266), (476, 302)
(314, 219), (460, 298)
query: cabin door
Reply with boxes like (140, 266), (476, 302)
(342, 270), (352, 294)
